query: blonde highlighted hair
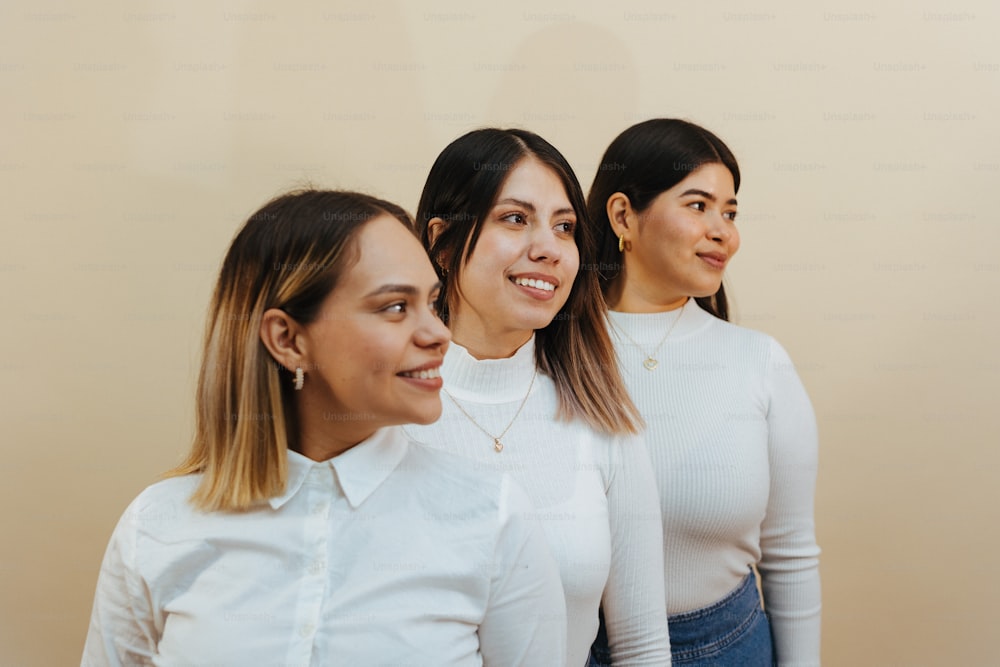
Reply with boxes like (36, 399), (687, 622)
(169, 189), (413, 512)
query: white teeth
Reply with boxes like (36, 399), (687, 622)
(400, 367), (441, 379)
(513, 277), (555, 291)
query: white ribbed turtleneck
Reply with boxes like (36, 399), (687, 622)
(608, 298), (821, 665)
(407, 337), (671, 667)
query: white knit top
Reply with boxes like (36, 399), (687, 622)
(608, 299), (821, 665)
(406, 337), (671, 667)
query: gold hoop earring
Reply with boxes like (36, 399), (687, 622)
(618, 234), (625, 253)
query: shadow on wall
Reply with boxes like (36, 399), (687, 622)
(228, 0), (433, 206)
(482, 19), (640, 183)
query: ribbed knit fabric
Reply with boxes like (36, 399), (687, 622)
(608, 299), (821, 666)
(407, 337), (671, 667)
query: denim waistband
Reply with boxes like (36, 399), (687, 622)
(667, 570), (762, 641)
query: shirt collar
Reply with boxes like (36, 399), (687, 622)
(330, 426), (409, 509)
(269, 426), (410, 510)
(269, 448), (314, 510)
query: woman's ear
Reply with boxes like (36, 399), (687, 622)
(606, 192), (635, 241)
(426, 217), (446, 246)
(426, 217), (450, 269)
(259, 308), (307, 373)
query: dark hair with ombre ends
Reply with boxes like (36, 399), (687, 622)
(416, 128), (641, 435)
(170, 189), (414, 512)
(586, 118), (741, 321)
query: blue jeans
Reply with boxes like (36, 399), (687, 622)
(589, 570), (774, 666)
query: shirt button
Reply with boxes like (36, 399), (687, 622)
(309, 559), (326, 575)
(299, 623), (315, 638)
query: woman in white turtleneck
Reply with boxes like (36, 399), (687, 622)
(405, 128), (671, 667)
(587, 119), (821, 667)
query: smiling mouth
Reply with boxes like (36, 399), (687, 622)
(397, 367), (441, 380)
(511, 276), (556, 292)
(697, 253), (727, 269)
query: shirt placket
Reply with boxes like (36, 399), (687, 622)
(287, 465), (333, 666)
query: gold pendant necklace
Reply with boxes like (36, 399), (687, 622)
(443, 370), (537, 452)
(612, 305), (685, 371)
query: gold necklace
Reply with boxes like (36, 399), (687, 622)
(612, 305), (685, 371)
(442, 370), (537, 452)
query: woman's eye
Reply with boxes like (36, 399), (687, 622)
(555, 221), (576, 235)
(724, 211), (738, 222)
(501, 212), (526, 225)
(383, 302), (406, 314)
(688, 201), (706, 212)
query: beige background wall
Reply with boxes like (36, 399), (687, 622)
(3, 1), (997, 664)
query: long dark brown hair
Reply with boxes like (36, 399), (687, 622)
(587, 118), (741, 320)
(416, 128), (641, 435)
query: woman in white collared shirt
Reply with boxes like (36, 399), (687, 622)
(82, 189), (566, 666)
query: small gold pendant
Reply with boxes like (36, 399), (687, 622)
(643, 357), (659, 371)
(493, 438), (504, 453)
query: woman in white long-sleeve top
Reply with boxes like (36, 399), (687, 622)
(405, 128), (671, 667)
(586, 119), (821, 666)
(82, 189), (567, 666)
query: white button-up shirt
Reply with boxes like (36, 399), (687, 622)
(82, 427), (566, 666)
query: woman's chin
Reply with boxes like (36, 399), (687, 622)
(408, 405), (444, 426)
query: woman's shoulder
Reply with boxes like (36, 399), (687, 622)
(698, 313), (794, 363)
(704, 311), (773, 345)
(101, 475), (205, 551)
(705, 319), (814, 408)
(124, 474), (201, 513)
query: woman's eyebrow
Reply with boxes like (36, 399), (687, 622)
(495, 198), (576, 217)
(364, 281), (442, 299)
(495, 197), (535, 211)
(364, 284), (418, 298)
(680, 188), (738, 206)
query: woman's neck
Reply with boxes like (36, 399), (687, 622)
(450, 325), (533, 360)
(294, 393), (378, 461)
(607, 278), (688, 313)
